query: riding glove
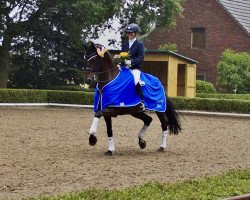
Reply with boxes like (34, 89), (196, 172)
(124, 59), (132, 67)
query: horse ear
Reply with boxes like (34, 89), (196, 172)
(90, 42), (96, 50)
(97, 48), (108, 58)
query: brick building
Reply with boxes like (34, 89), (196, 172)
(145, 0), (250, 86)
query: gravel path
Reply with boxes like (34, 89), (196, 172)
(0, 107), (249, 200)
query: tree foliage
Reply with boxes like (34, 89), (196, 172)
(217, 49), (250, 94)
(118, 0), (183, 43)
(158, 43), (178, 52)
(0, 0), (183, 88)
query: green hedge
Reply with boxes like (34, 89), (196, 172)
(47, 90), (94, 105)
(48, 90), (85, 104)
(0, 89), (47, 103)
(197, 93), (250, 100)
(47, 85), (95, 92)
(172, 97), (250, 113)
(0, 89), (94, 105)
(0, 89), (249, 113)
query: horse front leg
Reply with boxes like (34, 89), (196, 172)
(156, 111), (169, 152)
(88, 114), (101, 146)
(104, 116), (115, 156)
(131, 112), (153, 149)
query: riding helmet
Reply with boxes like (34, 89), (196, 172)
(125, 23), (141, 33)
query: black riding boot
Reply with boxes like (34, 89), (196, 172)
(136, 83), (145, 110)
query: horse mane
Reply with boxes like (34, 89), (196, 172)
(83, 42), (116, 70)
(105, 51), (116, 66)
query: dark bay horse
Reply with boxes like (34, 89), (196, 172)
(83, 42), (181, 155)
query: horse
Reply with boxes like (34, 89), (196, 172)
(83, 42), (181, 156)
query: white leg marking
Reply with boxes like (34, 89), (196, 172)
(160, 130), (169, 148)
(89, 117), (99, 135)
(108, 137), (115, 152)
(138, 125), (148, 139)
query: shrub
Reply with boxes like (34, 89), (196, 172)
(158, 43), (178, 52)
(197, 93), (250, 100)
(217, 49), (250, 93)
(172, 96), (250, 113)
(47, 90), (85, 104)
(1, 89), (249, 113)
(196, 80), (216, 93)
(47, 90), (94, 105)
(83, 92), (95, 105)
(0, 89), (94, 105)
(0, 89), (47, 103)
(47, 85), (94, 92)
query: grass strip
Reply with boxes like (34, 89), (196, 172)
(31, 169), (250, 200)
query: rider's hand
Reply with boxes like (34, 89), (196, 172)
(124, 59), (131, 66)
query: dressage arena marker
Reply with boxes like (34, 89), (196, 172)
(0, 103), (249, 118)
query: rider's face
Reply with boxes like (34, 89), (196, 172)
(127, 32), (136, 40)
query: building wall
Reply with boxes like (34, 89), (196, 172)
(145, 0), (250, 86)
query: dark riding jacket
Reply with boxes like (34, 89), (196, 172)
(122, 40), (144, 70)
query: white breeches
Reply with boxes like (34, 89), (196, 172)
(131, 69), (141, 85)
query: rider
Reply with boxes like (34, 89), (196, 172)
(122, 23), (145, 110)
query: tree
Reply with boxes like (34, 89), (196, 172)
(117, 0), (183, 44)
(1, 0), (183, 88)
(1, 0), (122, 88)
(217, 49), (250, 94)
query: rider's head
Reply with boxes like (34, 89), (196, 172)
(125, 23), (140, 40)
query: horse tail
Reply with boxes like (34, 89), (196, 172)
(165, 96), (182, 135)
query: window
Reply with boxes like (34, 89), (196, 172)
(196, 74), (206, 81)
(191, 28), (205, 49)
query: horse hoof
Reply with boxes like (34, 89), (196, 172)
(157, 147), (165, 152)
(139, 138), (146, 149)
(89, 134), (97, 146)
(104, 150), (113, 156)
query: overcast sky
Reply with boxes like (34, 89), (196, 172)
(93, 19), (121, 50)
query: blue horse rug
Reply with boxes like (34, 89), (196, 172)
(94, 67), (166, 113)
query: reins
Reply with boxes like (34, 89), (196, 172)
(84, 48), (119, 84)
(94, 65), (119, 83)
(95, 65), (119, 75)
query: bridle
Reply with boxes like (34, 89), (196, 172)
(83, 47), (119, 83)
(83, 52), (98, 72)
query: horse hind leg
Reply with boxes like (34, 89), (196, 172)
(157, 130), (168, 152)
(156, 111), (169, 152)
(131, 112), (152, 149)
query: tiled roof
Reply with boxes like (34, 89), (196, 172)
(218, 0), (250, 35)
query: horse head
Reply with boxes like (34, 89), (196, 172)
(83, 42), (118, 86)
